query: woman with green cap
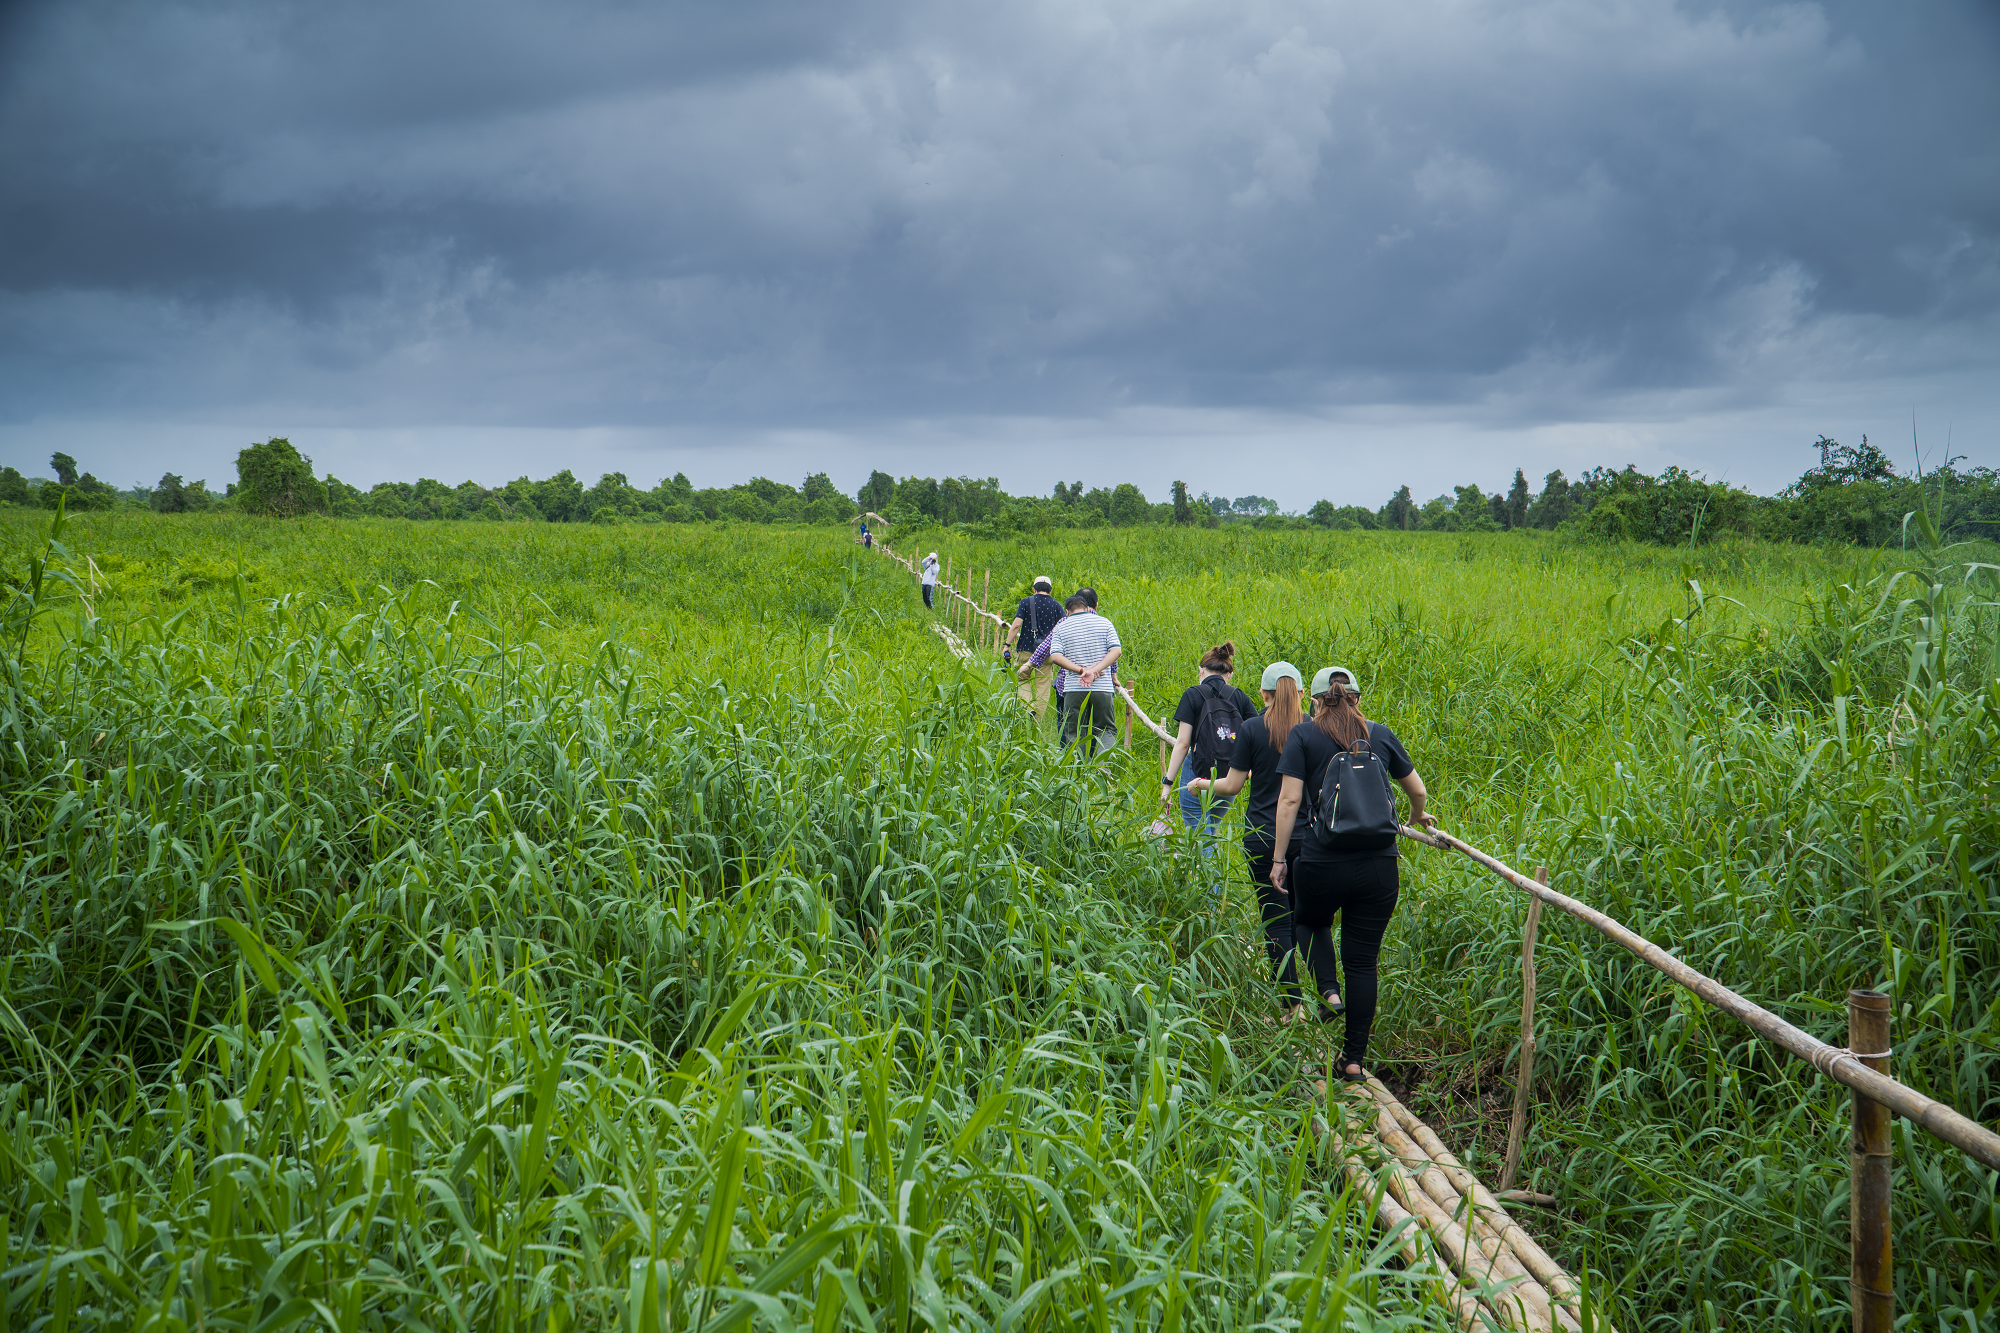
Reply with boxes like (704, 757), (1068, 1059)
(1268, 666), (1438, 1079)
(1185, 659), (1309, 1017)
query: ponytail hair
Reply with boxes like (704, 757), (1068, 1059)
(1266, 676), (1303, 751)
(1312, 673), (1371, 748)
(1199, 640), (1237, 674)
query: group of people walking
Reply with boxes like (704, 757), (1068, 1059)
(921, 564), (1437, 1082)
(1173, 646), (1437, 1083)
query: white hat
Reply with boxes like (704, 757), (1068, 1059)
(1033, 575), (1052, 589)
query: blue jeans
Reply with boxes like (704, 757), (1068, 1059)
(1178, 755), (1232, 889)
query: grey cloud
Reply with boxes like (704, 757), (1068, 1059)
(1, 0), (1997, 450)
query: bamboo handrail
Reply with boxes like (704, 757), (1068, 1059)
(1117, 683), (1175, 745)
(1400, 824), (2000, 1172)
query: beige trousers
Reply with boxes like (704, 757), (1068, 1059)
(1016, 664), (1055, 718)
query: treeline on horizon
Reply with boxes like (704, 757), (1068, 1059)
(3, 434), (1992, 548)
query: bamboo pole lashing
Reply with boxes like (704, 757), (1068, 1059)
(1397, 824), (2000, 1173)
(1363, 1096), (1574, 1333)
(1499, 868), (1545, 1196)
(1312, 1101), (1492, 1333)
(1365, 1078), (1593, 1324)
(1849, 989), (1892, 1333)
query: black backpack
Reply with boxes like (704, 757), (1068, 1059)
(1312, 735), (1401, 846)
(1189, 680), (1246, 780)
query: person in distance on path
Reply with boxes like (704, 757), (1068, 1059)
(920, 551), (939, 609)
(1160, 641), (1262, 897)
(1047, 588), (1121, 756)
(1269, 667), (1438, 1081)
(1186, 660), (1307, 1017)
(1009, 575), (1064, 718)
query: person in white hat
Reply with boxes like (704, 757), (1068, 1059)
(1269, 666), (1438, 1081)
(1007, 575), (1063, 717)
(920, 551), (939, 609)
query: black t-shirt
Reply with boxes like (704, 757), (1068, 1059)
(1230, 713), (1301, 851)
(1173, 677), (1262, 777)
(1015, 593), (1063, 651)
(1171, 677), (1261, 729)
(1275, 720), (1415, 864)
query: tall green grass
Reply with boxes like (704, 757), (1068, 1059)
(912, 522), (2000, 1329)
(5, 508), (1996, 1330)
(0, 510), (1477, 1331)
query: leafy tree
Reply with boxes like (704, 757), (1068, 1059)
(1505, 469), (1530, 529)
(235, 438), (327, 517)
(1, 466), (31, 506)
(897, 476), (941, 520)
(1528, 470), (1572, 528)
(1172, 480), (1192, 525)
(535, 470), (584, 522)
(1308, 499), (1337, 527)
(1380, 485), (1416, 530)
(1232, 495), (1278, 517)
(324, 476), (365, 517)
(151, 473), (189, 513)
(744, 476), (793, 507)
(802, 472), (838, 504)
(50, 453), (78, 487)
(858, 470), (895, 512)
(1110, 483), (1150, 526)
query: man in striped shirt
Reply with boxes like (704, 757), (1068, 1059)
(1045, 588), (1121, 755)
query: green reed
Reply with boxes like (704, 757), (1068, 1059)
(0, 510), (1473, 1331)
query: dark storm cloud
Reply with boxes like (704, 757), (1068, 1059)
(2, 0), (1997, 442)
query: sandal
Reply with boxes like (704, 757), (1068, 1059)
(1317, 990), (1345, 1020)
(1340, 1062), (1368, 1084)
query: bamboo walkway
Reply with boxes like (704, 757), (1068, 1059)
(870, 535), (1604, 1331)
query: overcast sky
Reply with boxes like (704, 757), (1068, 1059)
(2, 0), (1996, 506)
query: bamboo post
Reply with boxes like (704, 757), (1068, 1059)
(1499, 866), (1546, 1195)
(983, 569), (991, 649)
(1850, 989), (1892, 1333)
(1398, 824), (2000, 1171)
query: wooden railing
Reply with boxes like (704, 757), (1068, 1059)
(867, 535), (1996, 1327)
(1106, 676), (1999, 1329)
(1399, 824), (2000, 1331)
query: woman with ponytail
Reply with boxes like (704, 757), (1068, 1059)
(1187, 660), (1309, 1015)
(1161, 641), (1262, 892)
(1268, 667), (1438, 1080)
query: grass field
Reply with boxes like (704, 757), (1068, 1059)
(3, 508), (1997, 1330)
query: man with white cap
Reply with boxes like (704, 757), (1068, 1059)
(1007, 575), (1063, 717)
(920, 551), (939, 609)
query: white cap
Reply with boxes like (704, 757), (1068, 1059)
(1033, 575), (1052, 589)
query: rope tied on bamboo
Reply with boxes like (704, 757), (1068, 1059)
(1809, 1045), (1894, 1078)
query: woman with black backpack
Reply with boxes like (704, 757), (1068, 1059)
(1185, 660), (1308, 1016)
(1269, 666), (1438, 1081)
(1161, 642), (1262, 892)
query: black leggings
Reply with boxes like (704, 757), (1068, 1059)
(1245, 837), (1303, 1004)
(1290, 856), (1400, 1068)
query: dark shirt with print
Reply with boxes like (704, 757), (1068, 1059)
(1015, 593), (1063, 651)
(1173, 677), (1262, 778)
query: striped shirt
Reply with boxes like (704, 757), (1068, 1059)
(1046, 611), (1121, 694)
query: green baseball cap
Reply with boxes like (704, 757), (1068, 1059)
(1260, 660), (1303, 691)
(1310, 665), (1362, 696)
